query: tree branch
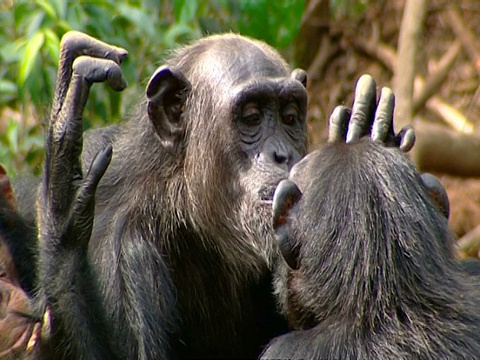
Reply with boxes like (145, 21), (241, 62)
(445, 5), (480, 74)
(413, 41), (462, 113)
(392, 0), (427, 130)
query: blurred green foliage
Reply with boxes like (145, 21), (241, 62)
(0, 0), (307, 177)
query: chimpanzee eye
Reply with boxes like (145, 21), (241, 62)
(242, 103), (262, 126)
(283, 105), (299, 126)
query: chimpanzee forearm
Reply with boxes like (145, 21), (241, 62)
(37, 32), (127, 359)
(38, 145), (116, 359)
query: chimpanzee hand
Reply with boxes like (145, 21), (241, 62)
(44, 31), (127, 221)
(327, 74), (415, 152)
(41, 30), (126, 256)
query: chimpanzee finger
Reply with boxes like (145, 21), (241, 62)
(52, 32), (128, 124)
(73, 56), (127, 91)
(60, 31), (128, 65)
(78, 145), (112, 207)
(272, 180), (302, 270)
(371, 87), (395, 143)
(48, 56), (125, 201)
(346, 74), (377, 143)
(272, 180), (303, 231)
(327, 106), (350, 143)
(395, 126), (416, 152)
(52, 57), (126, 146)
(65, 146), (112, 249)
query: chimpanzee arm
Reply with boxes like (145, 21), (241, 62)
(37, 31), (127, 359)
(328, 74), (415, 151)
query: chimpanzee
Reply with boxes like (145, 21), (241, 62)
(24, 31), (416, 359)
(0, 166), (37, 296)
(0, 167), (38, 358)
(262, 118), (480, 358)
(0, 146), (114, 358)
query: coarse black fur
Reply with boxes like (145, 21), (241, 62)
(0, 171), (37, 295)
(71, 33), (307, 359)
(0, 150), (116, 359)
(22, 31), (413, 359)
(458, 258), (480, 276)
(0, 169), (41, 359)
(263, 138), (480, 359)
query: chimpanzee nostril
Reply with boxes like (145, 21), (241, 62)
(274, 152), (288, 165)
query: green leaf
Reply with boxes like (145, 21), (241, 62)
(6, 119), (19, 153)
(43, 28), (60, 62)
(173, 0), (185, 22)
(65, 3), (84, 31)
(50, 0), (68, 19)
(0, 79), (18, 94)
(179, 0), (198, 23)
(164, 23), (198, 48)
(173, 0), (198, 23)
(0, 38), (27, 63)
(18, 31), (45, 87)
(117, 3), (155, 38)
(13, 2), (33, 29)
(25, 11), (46, 38)
(35, 0), (57, 19)
(0, 80), (18, 104)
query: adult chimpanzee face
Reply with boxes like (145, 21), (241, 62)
(158, 35), (309, 257)
(231, 76), (308, 205)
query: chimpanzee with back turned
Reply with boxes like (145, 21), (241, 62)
(16, 31), (416, 359)
(262, 110), (480, 359)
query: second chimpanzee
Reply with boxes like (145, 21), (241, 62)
(0, 166), (38, 358)
(262, 120), (480, 358)
(23, 31), (415, 359)
(0, 140), (113, 359)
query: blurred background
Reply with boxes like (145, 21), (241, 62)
(1, 0), (480, 256)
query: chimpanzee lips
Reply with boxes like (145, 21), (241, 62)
(259, 186), (277, 202)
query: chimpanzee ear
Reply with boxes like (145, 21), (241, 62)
(291, 68), (307, 88)
(0, 165), (16, 210)
(273, 180), (303, 269)
(420, 173), (450, 219)
(146, 66), (192, 151)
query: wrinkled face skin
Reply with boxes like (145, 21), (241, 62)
(233, 77), (308, 209)
(0, 238), (36, 357)
(185, 37), (308, 204)
(231, 71), (308, 260)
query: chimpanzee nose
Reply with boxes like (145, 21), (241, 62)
(260, 145), (291, 172)
(274, 151), (289, 167)
(259, 139), (294, 171)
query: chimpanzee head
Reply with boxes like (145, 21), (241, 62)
(271, 139), (453, 329)
(145, 34), (308, 260)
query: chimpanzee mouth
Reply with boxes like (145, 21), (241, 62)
(259, 185), (277, 204)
